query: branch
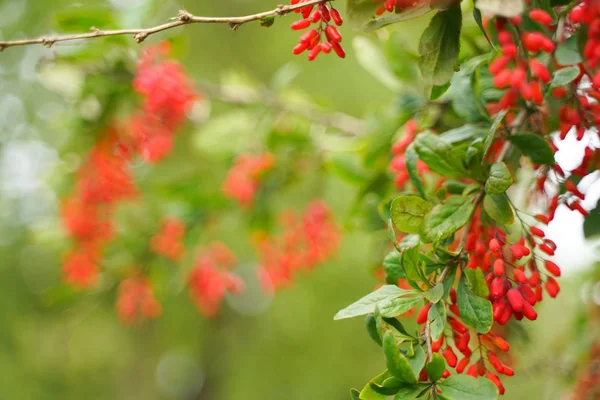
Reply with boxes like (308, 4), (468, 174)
(198, 82), (366, 137)
(0, 0), (329, 52)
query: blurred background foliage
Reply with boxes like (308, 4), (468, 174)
(0, 0), (599, 399)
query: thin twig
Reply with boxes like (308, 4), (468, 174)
(0, 0), (329, 52)
(198, 82), (366, 137)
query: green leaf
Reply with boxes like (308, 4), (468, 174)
(335, 285), (412, 320)
(428, 301), (447, 341)
(260, 16), (275, 27)
(555, 33), (583, 66)
(360, 371), (392, 400)
(439, 375), (498, 400)
(463, 268), (490, 298)
(363, 4), (433, 31)
(457, 276), (493, 333)
(584, 200), (600, 239)
(413, 132), (468, 178)
(383, 332), (418, 383)
(350, 388), (361, 400)
(394, 385), (426, 400)
(382, 317), (415, 338)
(407, 345), (427, 378)
(425, 284), (444, 303)
(401, 243), (431, 287)
(419, 6), (463, 86)
(426, 353), (447, 382)
(473, 8), (494, 49)
(379, 296), (424, 318)
(384, 250), (406, 283)
(391, 195), (435, 234)
(421, 196), (476, 243)
(482, 109), (508, 159)
(405, 145), (426, 198)
(507, 134), (555, 165)
(550, 66), (581, 88)
(485, 162), (513, 194)
(431, 82), (451, 100)
(440, 125), (488, 144)
(483, 193), (514, 225)
(366, 315), (383, 346)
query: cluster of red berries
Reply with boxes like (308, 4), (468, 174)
(290, 0), (345, 60)
(222, 152), (276, 207)
(255, 200), (341, 292)
(61, 132), (138, 288)
(116, 275), (162, 324)
(417, 296), (514, 394)
(487, 10), (556, 111)
(187, 242), (244, 317)
(130, 42), (197, 163)
(390, 120), (429, 188)
(61, 43), (195, 293)
(150, 217), (186, 262)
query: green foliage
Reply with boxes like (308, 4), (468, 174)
(550, 66), (581, 88)
(428, 301), (447, 340)
(426, 353), (446, 382)
(507, 134), (556, 165)
(439, 375), (498, 400)
(335, 285), (414, 320)
(584, 200), (600, 239)
(391, 195), (434, 234)
(383, 332), (418, 383)
(483, 193), (514, 225)
(421, 196), (476, 243)
(485, 162), (513, 194)
(457, 276), (493, 333)
(418, 5), (463, 86)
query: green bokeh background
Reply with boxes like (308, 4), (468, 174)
(0, 1), (597, 399)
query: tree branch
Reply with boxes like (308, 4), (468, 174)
(0, 0), (330, 52)
(198, 81), (366, 137)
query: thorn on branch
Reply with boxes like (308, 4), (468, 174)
(90, 27), (101, 35)
(0, 45), (5, 52)
(178, 9), (193, 22)
(228, 23), (241, 31)
(41, 37), (55, 48)
(134, 32), (148, 43)
(275, 5), (286, 16)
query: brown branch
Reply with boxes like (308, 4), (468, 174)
(198, 81), (366, 137)
(0, 0), (329, 52)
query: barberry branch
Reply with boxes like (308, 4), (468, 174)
(0, 0), (330, 52)
(198, 81), (366, 137)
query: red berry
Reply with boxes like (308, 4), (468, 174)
(507, 288), (525, 312)
(493, 259), (505, 276)
(291, 19), (311, 30)
(529, 9), (553, 25)
(443, 347), (458, 368)
(545, 260), (561, 277)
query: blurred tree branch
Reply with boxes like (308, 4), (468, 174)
(199, 82), (366, 137)
(0, 0), (329, 52)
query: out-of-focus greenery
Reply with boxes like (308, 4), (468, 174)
(0, 1), (598, 399)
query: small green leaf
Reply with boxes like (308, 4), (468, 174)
(483, 193), (514, 225)
(421, 196), (476, 243)
(391, 195), (435, 234)
(419, 5), (463, 86)
(350, 388), (361, 400)
(584, 200), (600, 239)
(405, 145), (426, 198)
(414, 132), (468, 178)
(335, 285), (412, 320)
(366, 315), (383, 346)
(383, 250), (406, 283)
(457, 276), (493, 333)
(463, 268), (490, 298)
(362, 4), (433, 31)
(507, 134), (555, 165)
(482, 109), (508, 159)
(407, 345), (427, 378)
(473, 8), (494, 49)
(426, 353), (447, 381)
(379, 296), (424, 318)
(428, 301), (447, 340)
(382, 317), (415, 338)
(383, 332), (418, 383)
(555, 34), (583, 66)
(550, 66), (581, 88)
(425, 284), (444, 303)
(394, 385), (426, 400)
(401, 243), (431, 287)
(360, 371), (392, 400)
(485, 162), (513, 194)
(260, 16), (275, 27)
(431, 82), (451, 100)
(439, 375), (498, 400)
